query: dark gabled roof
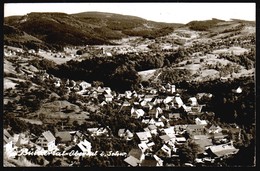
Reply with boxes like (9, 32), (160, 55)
(129, 148), (143, 161)
(55, 131), (72, 142)
(141, 159), (157, 167)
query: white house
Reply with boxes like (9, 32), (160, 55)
(77, 139), (92, 154)
(131, 108), (145, 119)
(136, 132), (152, 143)
(36, 131), (57, 151)
(79, 81), (91, 90)
(4, 129), (16, 158)
(104, 94), (113, 102)
(163, 127), (175, 138)
(195, 118), (208, 126)
(188, 97), (198, 106)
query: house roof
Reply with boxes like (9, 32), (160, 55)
(169, 113), (181, 119)
(176, 137), (187, 142)
(4, 129), (12, 144)
(136, 132), (151, 141)
(55, 131), (72, 142)
(129, 148), (143, 161)
(163, 127), (175, 135)
(118, 129), (126, 136)
(104, 94), (113, 98)
(87, 128), (98, 133)
(195, 118), (207, 125)
(207, 144), (239, 157)
(148, 125), (157, 131)
(159, 135), (172, 142)
(186, 124), (204, 130)
(124, 156), (139, 167)
(77, 139), (91, 153)
(194, 138), (213, 152)
(136, 109), (145, 116)
(189, 97), (198, 106)
(125, 130), (133, 138)
(141, 159), (158, 167)
(143, 128), (150, 132)
(42, 131), (56, 142)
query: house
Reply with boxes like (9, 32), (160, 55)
(232, 86), (242, 94)
(206, 142), (239, 159)
(188, 97), (198, 106)
(103, 87), (112, 95)
(125, 91), (133, 99)
(173, 94), (184, 108)
(148, 108), (159, 118)
(148, 118), (156, 125)
(159, 85), (166, 92)
(158, 115), (168, 123)
(87, 127), (109, 137)
(175, 137), (187, 144)
(165, 84), (176, 94)
(96, 127), (109, 136)
(163, 96), (174, 104)
(142, 118), (150, 124)
(79, 81), (91, 90)
(186, 124), (205, 136)
(104, 94), (113, 102)
(36, 131), (57, 151)
(140, 155), (163, 166)
(147, 141), (155, 149)
(168, 113), (181, 120)
(66, 139), (92, 155)
(159, 135), (175, 144)
(124, 148), (145, 167)
(118, 129), (133, 140)
(195, 118), (207, 126)
(100, 101), (107, 106)
(183, 105), (203, 115)
(156, 144), (172, 158)
(55, 131), (73, 144)
(147, 125), (158, 135)
(4, 129), (15, 158)
(136, 132), (152, 143)
(163, 127), (175, 138)
(131, 108), (145, 119)
(144, 95), (156, 102)
(149, 88), (158, 95)
(153, 155), (164, 166)
(77, 139), (92, 154)
(15, 133), (30, 147)
(229, 127), (241, 141)
(154, 121), (165, 127)
(194, 138), (213, 153)
(138, 142), (149, 152)
(122, 101), (131, 107)
(206, 124), (222, 134)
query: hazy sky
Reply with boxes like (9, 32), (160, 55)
(4, 3), (255, 24)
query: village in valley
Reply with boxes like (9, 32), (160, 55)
(3, 11), (255, 167)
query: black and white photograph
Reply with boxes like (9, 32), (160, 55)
(3, 2), (256, 167)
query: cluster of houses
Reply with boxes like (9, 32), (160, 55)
(4, 76), (241, 166)
(122, 119), (240, 167)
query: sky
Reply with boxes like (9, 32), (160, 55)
(4, 3), (256, 24)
